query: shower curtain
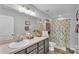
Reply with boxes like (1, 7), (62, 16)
(50, 19), (70, 48)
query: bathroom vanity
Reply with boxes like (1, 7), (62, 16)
(0, 37), (49, 54)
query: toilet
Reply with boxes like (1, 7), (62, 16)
(49, 41), (56, 53)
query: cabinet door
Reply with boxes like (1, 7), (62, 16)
(39, 41), (43, 46)
(39, 45), (44, 50)
(29, 49), (37, 54)
(45, 38), (49, 53)
(39, 49), (44, 54)
(27, 44), (37, 53)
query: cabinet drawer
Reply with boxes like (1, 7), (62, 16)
(39, 49), (44, 54)
(39, 45), (44, 50)
(39, 41), (43, 46)
(27, 44), (37, 53)
(29, 49), (37, 54)
(15, 50), (25, 54)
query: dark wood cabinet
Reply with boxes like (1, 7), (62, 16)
(15, 38), (49, 54)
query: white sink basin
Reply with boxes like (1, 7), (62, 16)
(9, 40), (28, 49)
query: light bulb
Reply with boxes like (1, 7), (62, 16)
(18, 6), (26, 13)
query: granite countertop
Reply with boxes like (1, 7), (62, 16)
(0, 36), (48, 54)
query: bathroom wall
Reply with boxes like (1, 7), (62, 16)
(0, 5), (50, 36)
(77, 5), (79, 53)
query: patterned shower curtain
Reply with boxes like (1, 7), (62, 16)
(50, 19), (70, 48)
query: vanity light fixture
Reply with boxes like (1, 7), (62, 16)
(18, 5), (36, 16)
(18, 5), (26, 13)
(24, 10), (36, 16)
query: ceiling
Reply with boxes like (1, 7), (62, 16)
(1, 4), (78, 19)
(33, 4), (77, 17)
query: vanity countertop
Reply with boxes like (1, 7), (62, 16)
(0, 36), (48, 54)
